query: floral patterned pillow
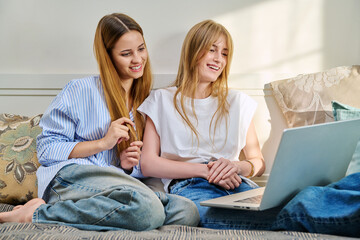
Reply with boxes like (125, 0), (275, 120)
(0, 113), (42, 204)
(270, 65), (360, 127)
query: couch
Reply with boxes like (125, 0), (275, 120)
(1, 65), (359, 239)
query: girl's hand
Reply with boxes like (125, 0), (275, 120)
(100, 117), (134, 150)
(214, 173), (242, 190)
(120, 141), (143, 170)
(207, 158), (240, 184)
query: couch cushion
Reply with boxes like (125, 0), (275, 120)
(332, 101), (360, 176)
(0, 113), (42, 204)
(271, 65), (360, 128)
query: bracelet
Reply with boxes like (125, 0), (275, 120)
(242, 160), (254, 178)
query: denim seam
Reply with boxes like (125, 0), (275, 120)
(32, 206), (39, 223)
(91, 188), (134, 226)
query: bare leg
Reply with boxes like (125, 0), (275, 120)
(0, 198), (45, 223)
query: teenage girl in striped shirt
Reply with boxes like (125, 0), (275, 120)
(0, 13), (198, 230)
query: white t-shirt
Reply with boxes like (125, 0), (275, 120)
(138, 87), (257, 191)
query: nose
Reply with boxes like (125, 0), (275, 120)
(214, 51), (222, 62)
(132, 52), (142, 63)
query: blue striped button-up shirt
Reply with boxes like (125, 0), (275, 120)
(36, 76), (143, 198)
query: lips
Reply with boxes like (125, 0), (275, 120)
(130, 64), (142, 72)
(207, 64), (220, 71)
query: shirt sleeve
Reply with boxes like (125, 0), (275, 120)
(137, 89), (162, 135)
(239, 92), (257, 139)
(36, 83), (78, 166)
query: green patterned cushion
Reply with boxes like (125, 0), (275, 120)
(0, 114), (42, 204)
(332, 101), (360, 175)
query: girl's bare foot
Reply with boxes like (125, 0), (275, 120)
(0, 198), (45, 223)
(13, 205), (24, 211)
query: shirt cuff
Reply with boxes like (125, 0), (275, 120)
(129, 163), (145, 178)
(44, 142), (78, 162)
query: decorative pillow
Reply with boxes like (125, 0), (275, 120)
(0, 113), (42, 204)
(332, 101), (360, 176)
(271, 65), (360, 127)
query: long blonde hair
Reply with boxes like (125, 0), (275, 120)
(173, 20), (233, 147)
(94, 13), (152, 156)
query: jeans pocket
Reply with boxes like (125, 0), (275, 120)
(169, 179), (193, 195)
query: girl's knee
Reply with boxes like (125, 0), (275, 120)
(178, 199), (200, 226)
(131, 190), (166, 230)
(167, 194), (200, 226)
(135, 205), (165, 230)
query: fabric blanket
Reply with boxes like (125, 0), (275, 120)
(0, 204), (356, 240)
(0, 222), (355, 240)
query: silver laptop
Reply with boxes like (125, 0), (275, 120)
(200, 118), (360, 211)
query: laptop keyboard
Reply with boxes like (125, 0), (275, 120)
(234, 195), (263, 204)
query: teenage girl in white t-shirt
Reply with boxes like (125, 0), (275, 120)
(138, 20), (281, 229)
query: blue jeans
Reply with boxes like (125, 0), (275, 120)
(169, 177), (281, 229)
(272, 173), (360, 237)
(34, 164), (199, 231)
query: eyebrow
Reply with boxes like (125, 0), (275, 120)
(212, 44), (228, 51)
(120, 43), (145, 53)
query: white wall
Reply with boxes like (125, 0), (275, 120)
(0, 0), (359, 79)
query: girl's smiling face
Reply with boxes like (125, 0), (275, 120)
(111, 30), (148, 82)
(197, 34), (228, 84)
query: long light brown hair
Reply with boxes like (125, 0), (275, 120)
(173, 20), (233, 148)
(94, 13), (152, 156)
